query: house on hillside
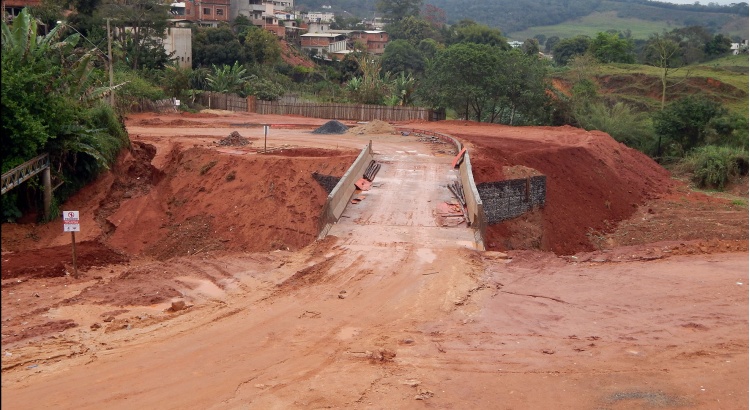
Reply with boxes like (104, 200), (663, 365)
(230, 0), (292, 37)
(300, 32), (348, 59)
(349, 30), (388, 55)
(170, 0), (229, 27)
(731, 40), (748, 55)
(303, 11), (335, 23)
(3, 0), (41, 22)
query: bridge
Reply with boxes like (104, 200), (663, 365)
(1, 153), (53, 219)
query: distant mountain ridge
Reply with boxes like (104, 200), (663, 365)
(295, 0), (748, 38)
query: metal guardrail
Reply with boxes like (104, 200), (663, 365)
(1, 153), (50, 195)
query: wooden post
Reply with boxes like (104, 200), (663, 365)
(264, 125), (268, 153)
(42, 167), (51, 220)
(71, 231), (78, 279)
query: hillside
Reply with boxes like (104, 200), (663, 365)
(549, 56), (749, 115)
(509, 1), (749, 40)
(295, 0), (748, 39)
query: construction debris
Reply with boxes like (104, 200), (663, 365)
(217, 131), (251, 146)
(363, 160), (381, 182)
(351, 195), (366, 204)
(451, 148), (466, 168)
(355, 179), (372, 191)
(447, 180), (466, 206)
(417, 135), (444, 144)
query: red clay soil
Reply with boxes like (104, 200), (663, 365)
(445, 124), (675, 255)
(0, 112), (747, 409)
(1, 241), (128, 280)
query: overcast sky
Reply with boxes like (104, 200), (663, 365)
(659, 0), (744, 4)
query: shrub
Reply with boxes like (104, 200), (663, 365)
(575, 101), (655, 152)
(683, 145), (749, 189)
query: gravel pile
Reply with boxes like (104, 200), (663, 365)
(312, 120), (348, 134)
(217, 131), (251, 146)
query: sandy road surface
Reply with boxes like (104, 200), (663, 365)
(2, 113), (748, 409)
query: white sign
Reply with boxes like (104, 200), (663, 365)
(63, 211), (79, 222)
(63, 210), (80, 232)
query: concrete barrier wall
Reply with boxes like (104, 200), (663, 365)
(318, 141), (374, 238)
(459, 153), (487, 250)
(396, 127), (486, 250)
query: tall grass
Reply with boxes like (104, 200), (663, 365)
(682, 145), (749, 189)
(575, 101), (655, 152)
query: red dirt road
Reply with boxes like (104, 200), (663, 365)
(1, 111), (747, 409)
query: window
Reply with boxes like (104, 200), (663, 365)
(216, 8), (223, 15)
(203, 8), (211, 15)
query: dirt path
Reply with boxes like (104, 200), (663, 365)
(1, 111), (747, 409)
(2, 248), (746, 409)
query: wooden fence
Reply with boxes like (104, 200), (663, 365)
(198, 92), (249, 112)
(255, 100), (440, 122)
(127, 98), (178, 113)
(194, 92), (445, 122)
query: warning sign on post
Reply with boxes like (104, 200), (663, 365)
(63, 210), (80, 232)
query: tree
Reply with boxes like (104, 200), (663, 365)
(242, 26), (282, 65)
(416, 38), (442, 60)
(451, 21), (510, 49)
(421, 43), (549, 124)
(552, 35), (591, 65)
(387, 15), (437, 45)
(545, 35), (560, 53)
(652, 96), (726, 155)
(534, 34), (546, 48)
(381, 39), (425, 74)
(493, 50), (550, 125)
(347, 54), (391, 104)
(521, 38), (540, 56)
(99, 0), (171, 70)
(377, 0), (423, 21)
(192, 25), (243, 67)
(642, 32), (684, 110)
(2, 9), (127, 219)
(589, 32), (635, 63)
(422, 4), (446, 28)
(206, 62), (249, 94)
(705, 34), (732, 56)
(421, 43), (500, 121)
(664, 26), (711, 64)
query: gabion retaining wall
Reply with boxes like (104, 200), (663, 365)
(477, 176), (546, 224)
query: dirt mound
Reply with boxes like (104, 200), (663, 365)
(348, 120), (395, 135)
(101, 146), (358, 257)
(454, 125), (674, 255)
(2, 241), (129, 280)
(217, 131), (251, 146)
(313, 120), (349, 134)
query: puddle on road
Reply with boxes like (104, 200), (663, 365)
(415, 248), (437, 264)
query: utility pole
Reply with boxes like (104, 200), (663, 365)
(107, 18), (114, 107)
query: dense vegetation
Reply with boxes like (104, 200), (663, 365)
(2, 0), (747, 223)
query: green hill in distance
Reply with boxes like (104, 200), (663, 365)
(509, 1), (748, 40)
(296, 0), (748, 40)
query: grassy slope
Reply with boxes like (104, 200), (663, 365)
(554, 56), (748, 115)
(509, 1), (748, 41)
(509, 11), (672, 41)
